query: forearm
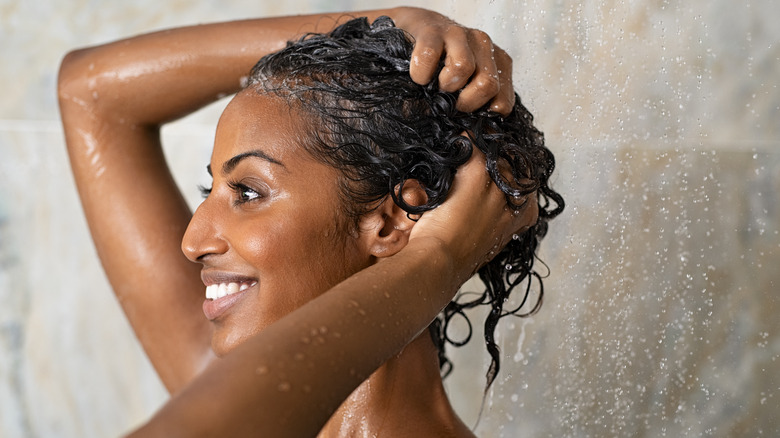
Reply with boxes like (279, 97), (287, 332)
(57, 6), (512, 127)
(57, 9), (403, 126)
(129, 236), (461, 437)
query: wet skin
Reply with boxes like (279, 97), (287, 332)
(182, 90), (374, 355)
(57, 9), (523, 435)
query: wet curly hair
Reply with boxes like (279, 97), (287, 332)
(247, 16), (564, 390)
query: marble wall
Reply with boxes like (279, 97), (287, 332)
(1, 0), (777, 437)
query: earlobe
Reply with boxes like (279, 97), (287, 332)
(360, 180), (428, 258)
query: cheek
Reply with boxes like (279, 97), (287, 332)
(211, 215), (367, 356)
(238, 220), (314, 267)
(236, 214), (360, 290)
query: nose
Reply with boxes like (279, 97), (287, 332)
(181, 197), (229, 262)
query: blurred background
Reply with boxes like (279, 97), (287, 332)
(1, 0), (777, 436)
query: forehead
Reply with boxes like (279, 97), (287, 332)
(213, 90), (308, 164)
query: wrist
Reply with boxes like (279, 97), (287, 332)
(384, 6), (418, 30)
(402, 236), (468, 289)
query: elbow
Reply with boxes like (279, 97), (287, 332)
(57, 49), (87, 106)
(57, 48), (100, 113)
(57, 48), (109, 155)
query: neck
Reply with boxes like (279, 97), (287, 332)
(318, 333), (472, 438)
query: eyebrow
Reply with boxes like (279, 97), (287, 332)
(206, 150), (285, 176)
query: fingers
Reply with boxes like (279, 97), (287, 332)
(454, 151), (537, 271)
(447, 147), (488, 195)
(448, 29), (497, 113)
(460, 153), (538, 264)
(408, 24), (515, 116)
(428, 150), (510, 258)
(408, 146), (537, 276)
(409, 31), (444, 85)
(487, 47), (515, 115)
(436, 30), (476, 94)
(505, 194), (538, 243)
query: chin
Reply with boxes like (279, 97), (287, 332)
(210, 326), (253, 357)
(211, 341), (230, 357)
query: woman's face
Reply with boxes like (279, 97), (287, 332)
(182, 91), (372, 356)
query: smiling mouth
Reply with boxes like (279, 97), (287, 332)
(205, 281), (257, 300)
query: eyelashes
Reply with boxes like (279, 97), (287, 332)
(198, 184), (212, 199)
(228, 181), (262, 204)
(197, 181), (263, 205)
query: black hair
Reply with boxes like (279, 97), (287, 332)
(248, 16), (564, 390)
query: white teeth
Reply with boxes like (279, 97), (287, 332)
(206, 284), (218, 300)
(205, 282), (253, 300)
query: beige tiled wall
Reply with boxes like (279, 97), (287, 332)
(1, 1), (777, 436)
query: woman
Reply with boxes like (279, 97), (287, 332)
(58, 7), (562, 437)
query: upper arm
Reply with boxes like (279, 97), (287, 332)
(59, 47), (215, 393)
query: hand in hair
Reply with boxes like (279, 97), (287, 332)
(410, 148), (538, 279)
(392, 7), (514, 115)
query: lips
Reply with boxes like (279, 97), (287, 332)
(201, 276), (257, 321)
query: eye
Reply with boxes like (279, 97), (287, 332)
(228, 181), (262, 204)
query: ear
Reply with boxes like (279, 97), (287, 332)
(358, 180), (428, 259)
